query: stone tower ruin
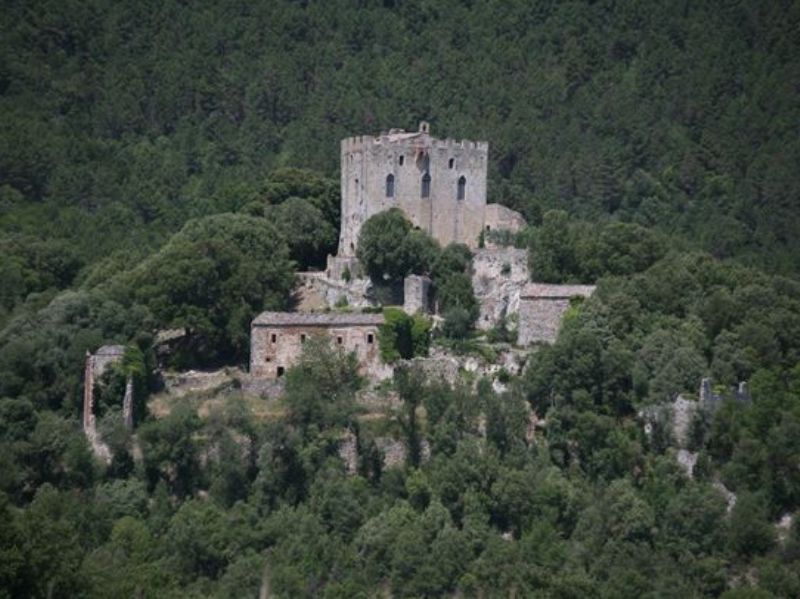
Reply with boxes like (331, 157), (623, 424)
(337, 121), (489, 257)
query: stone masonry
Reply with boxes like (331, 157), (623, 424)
(330, 122), (525, 273)
(403, 274), (432, 314)
(517, 283), (596, 345)
(83, 345), (126, 432)
(250, 311), (385, 379)
(83, 344), (129, 463)
(471, 247), (530, 330)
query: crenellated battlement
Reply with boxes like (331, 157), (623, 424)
(334, 120), (515, 259)
(342, 122), (487, 153)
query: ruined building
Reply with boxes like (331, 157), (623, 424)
(518, 283), (597, 345)
(250, 311), (385, 379)
(328, 121), (525, 278)
(83, 345), (134, 462)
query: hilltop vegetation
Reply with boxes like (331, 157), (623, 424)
(1, 1), (800, 597)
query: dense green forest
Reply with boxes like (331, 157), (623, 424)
(2, 0), (800, 597)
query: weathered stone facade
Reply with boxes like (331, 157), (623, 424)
(334, 122), (523, 259)
(403, 274), (432, 314)
(250, 311), (384, 379)
(83, 344), (127, 462)
(517, 283), (596, 345)
(295, 271), (377, 310)
(83, 345), (126, 431)
(471, 247), (530, 330)
(484, 203), (527, 236)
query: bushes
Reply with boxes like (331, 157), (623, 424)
(108, 213), (295, 366)
(378, 308), (431, 362)
(357, 209), (439, 283)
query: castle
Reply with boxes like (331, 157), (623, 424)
(327, 121), (525, 279)
(249, 122), (592, 379)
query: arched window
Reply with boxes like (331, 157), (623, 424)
(457, 176), (466, 200)
(421, 173), (431, 198)
(386, 174), (395, 198)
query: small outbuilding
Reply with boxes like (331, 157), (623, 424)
(250, 311), (385, 379)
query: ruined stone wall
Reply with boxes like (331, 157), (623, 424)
(518, 298), (572, 345)
(403, 274), (431, 314)
(83, 345), (125, 431)
(338, 124), (489, 256)
(517, 285), (596, 345)
(484, 203), (527, 235)
(251, 323), (381, 379)
(296, 271), (377, 310)
(471, 248), (530, 330)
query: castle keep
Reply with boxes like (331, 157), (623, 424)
(249, 122), (585, 384)
(333, 122), (524, 266)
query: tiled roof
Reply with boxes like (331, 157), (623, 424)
(253, 311), (385, 327)
(520, 283), (596, 299)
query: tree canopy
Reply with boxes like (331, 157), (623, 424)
(1, 1), (800, 597)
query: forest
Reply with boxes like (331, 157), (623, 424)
(1, 0), (800, 597)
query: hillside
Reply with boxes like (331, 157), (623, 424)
(1, 1), (800, 597)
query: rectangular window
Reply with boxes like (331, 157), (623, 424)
(337, 336), (343, 345)
(300, 334), (306, 343)
(367, 334), (374, 344)
(271, 333), (277, 343)
(277, 366), (285, 377)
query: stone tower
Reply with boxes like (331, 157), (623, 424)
(337, 121), (489, 256)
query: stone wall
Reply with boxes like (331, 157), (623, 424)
(83, 345), (125, 432)
(295, 271), (377, 310)
(471, 247), (530, 330)
(484, 203), (527, 235)
(403, 274), (432, 314)
(250, 312), (384, 380)
(338, 122), (490, 255)
(325, 255), (361, 282)
(518, 297), (573, 345)
(517, 284), (596, 345)
(82, 345), (126, 463)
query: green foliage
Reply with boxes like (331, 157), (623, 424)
(378, 307), (430, 363)
(727, 493), (776, 559)
(283, 336), (362, 435)
(431, 243), (472, 281)
(1, 2), (800, 596)
(357, 208), (439, 283)
(268, 197), (337, 270)
(110, 213), (295, 365)
(528, 210), (668, 283)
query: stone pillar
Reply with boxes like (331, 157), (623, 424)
(699, 377), (712, 404)
(83, 351), (95, 433)
(123, 376), (134, 430)
(403, 275), (431, 314)
(736, 381), (750, 403)
(338, 429), (358, 475)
